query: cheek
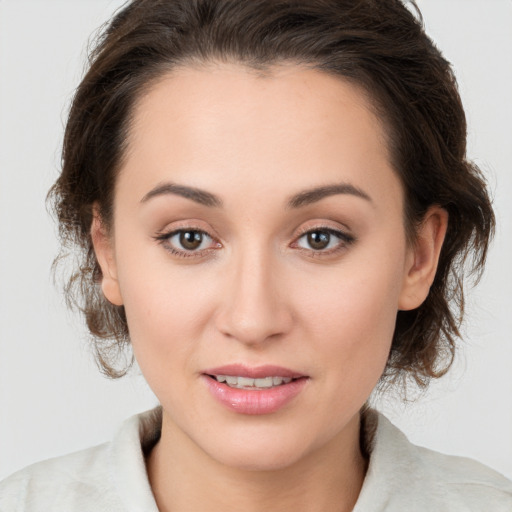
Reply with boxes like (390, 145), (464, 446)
(120, 271), (219, 409)
(297, 252), (404, 382)
(114, 242), (219, 373)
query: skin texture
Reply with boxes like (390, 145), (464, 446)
(92, 63), (448, 512)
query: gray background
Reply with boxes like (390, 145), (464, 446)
(1, 0), (511, 480)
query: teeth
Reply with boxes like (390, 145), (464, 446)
(213, 375), (294, 389)
(238, 376), (255, 387)
(254, 377), (273, 388)
(226, 376), (237, 386)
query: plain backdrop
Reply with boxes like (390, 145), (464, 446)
(0, 0), (511, 481)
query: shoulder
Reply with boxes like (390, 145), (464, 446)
(354, 410), (512, 512)
(0, 408), (161, 512)
(0, 443), (119, 512)
(416, 444), (512, 510)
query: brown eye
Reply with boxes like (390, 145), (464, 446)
(307, 231), (330, 250)
(295, 228), (355, 254)
(156, 228), (218, 255)
(179, 230), (204, 250)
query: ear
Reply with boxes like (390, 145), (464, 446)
(90, 206), (124, 306)
(398, 206), (448, 311)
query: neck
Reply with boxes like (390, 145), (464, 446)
(146, 411), (368, 512)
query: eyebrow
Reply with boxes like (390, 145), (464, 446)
(141, 182), (223, 208)
(287, 183), (372, 209)
(140, 181), (372, 209)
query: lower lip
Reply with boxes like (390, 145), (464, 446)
(202, 375), (308, 415)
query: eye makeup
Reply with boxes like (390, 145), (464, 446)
(292, 226), (356, 258)
(153, 222), (356, 261)
(154, 228), (222, 259)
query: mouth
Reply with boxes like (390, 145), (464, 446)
(201, 364), (309, 414)
(206, 374), (296, 390)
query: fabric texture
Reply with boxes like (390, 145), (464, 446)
(1, 407), (511, 511)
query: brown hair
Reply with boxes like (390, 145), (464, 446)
(49, 0), (494, 386)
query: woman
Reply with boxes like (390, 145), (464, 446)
(1, 0), (511, 510)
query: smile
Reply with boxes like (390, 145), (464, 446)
(202, 365), (309, 415)
(210, 375), (294, 389)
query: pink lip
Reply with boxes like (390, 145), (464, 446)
(203, 364), (304, 379)
(202, 364), (309, 415)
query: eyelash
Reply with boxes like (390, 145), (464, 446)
(153, 226), (355, 259)
(292, 227), (356, 258)
(154, 228), (219, 259)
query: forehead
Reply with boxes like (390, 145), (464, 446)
(130, 62), (386, 151)
(120, 62), (402, 214)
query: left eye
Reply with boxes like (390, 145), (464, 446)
(296, 229), (350, 251)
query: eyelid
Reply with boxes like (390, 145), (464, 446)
(293, 220), (355, 241)
(290, 224), (356, 256)
(152, 220), (355, 259)
(153, 224), (222, 259)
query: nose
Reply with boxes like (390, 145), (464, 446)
(214, 247), (293, 347)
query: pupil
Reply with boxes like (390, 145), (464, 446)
(308, 231), (330, 250)
(180, 231), (202, 250)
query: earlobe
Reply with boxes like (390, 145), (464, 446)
(398, 206), (448, 311)
(90, 207), (124, 306)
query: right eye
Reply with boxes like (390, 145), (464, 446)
(155, 229), (221, 258)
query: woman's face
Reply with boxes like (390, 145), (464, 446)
(94, 63), (435, 470)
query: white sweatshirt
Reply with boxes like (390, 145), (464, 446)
(1, 407), (511, 511)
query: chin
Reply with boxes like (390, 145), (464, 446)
(199, 425), (321, 472)
(212, 446), (307, 472)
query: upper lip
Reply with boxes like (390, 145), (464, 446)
(203, 364), (306, 379)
